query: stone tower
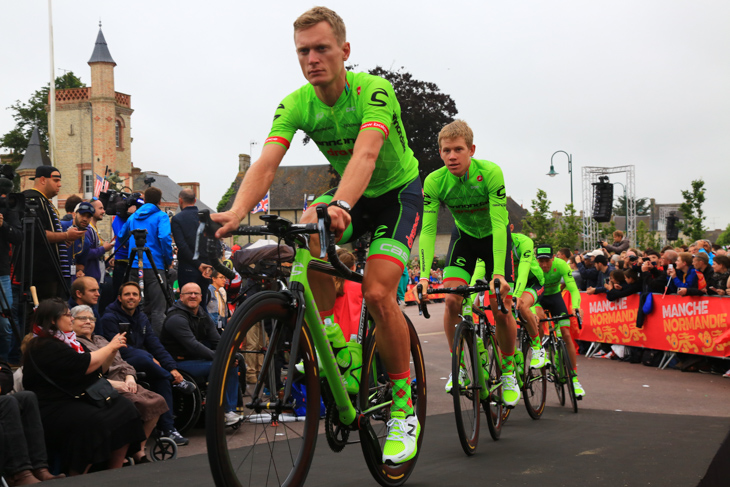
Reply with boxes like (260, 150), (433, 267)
(53, 25), (133, 208)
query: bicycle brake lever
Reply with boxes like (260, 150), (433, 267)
(316, 205), (329, 259)
(417, 283), (430, 319)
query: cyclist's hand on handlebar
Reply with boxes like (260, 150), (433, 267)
(211, 210), (242, 239)
(327, 205), (351, 241)
(490, 275), (510, 297)
(415, 278), (430, 303)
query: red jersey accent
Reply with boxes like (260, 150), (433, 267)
(367, 253), (404, 271)
(265, 136), (291, 149)
(360, 121), (389, 138)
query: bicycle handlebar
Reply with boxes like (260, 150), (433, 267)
(416, 284), (430, 319)
(539, 310), (582, 330)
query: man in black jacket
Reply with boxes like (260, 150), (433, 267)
(171, 189), (212, 304)
(160, 282), (241, 425)
(100, 281), (194, 445)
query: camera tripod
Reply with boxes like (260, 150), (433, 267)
(123, 228), (174, 310)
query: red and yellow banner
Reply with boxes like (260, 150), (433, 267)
(579, 293), (730, 358)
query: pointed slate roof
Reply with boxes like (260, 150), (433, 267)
(88, 26), (116, 65)
(17, 128), (51, 171)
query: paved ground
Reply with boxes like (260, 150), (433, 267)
(45, 302), (730, 486)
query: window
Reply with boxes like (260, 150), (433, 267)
(115, 120), (121, 147)
(83, 170), (93, 199)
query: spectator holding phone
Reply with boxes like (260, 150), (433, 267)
(668, 252), (699, 295)
(584, 254), (614, 295)
(682, 253), (714, 296)
(606, 268), (641, 301)
(709, 255), (730, 295)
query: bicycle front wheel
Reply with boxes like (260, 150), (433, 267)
(522, 346), (547, 420)
(206, 292), (321, 487)
(483, 335), (505, 440)
(452, 322), (480, 456)
(359, 312), (427, 487)
(559, 340), (578, 413)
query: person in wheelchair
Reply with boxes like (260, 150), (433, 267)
(99, 282), (195, 446)
(160, 283), (242, 426)
(71, 305), (168, 464)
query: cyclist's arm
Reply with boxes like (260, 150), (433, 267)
(419, 174), (440, 281)
(560, 260), (581, 308)
(330, 129), (383, 209)
(215, 144), (286, 237)
(512, 238), (533, 299)
(487, 166), (509, 277)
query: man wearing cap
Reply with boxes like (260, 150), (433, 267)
(584, 254), (614, 295)
(534, 245), (585, 398)
(21, 167), (85, 301)
(61, 201), (113, 283)
(574, 250), (603, 290)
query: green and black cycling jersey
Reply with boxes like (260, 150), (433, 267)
(512, 233), (545, 299)
(419, 158), (509, 280)
(541, 258), (581, 307)
(265, 71), (419, 198)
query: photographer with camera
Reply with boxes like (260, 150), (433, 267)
(21, 167), (85, 301)
(111, 193), (143, 296)
(118, 187), (173, 335)
(601, 230), (630, 254)
(0, 177), (22, 362)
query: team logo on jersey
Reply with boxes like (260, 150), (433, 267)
(496, 185), (506, 198)
(423, 192), (432, 205)
(369, 88), (388, 107)
(374, 224), (389, 239)
(273, 104), (285, 121)
(455, 257), (467, 267)
(477, 175), (483, 182)
(357, 86), (361, 95)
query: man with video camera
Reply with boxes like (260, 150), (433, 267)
(21, 166), (85, 301)
(0, 174), (22, 362)
(118, 187), (173, 335)
(111, 193), (144, 296)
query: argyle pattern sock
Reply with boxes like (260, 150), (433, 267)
(389, 370), (414, 416)
(501, 353), (515, 374)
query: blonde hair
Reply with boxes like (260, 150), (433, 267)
(438, 119), (473, 149)
(294, 7), (346, 45)
(334, 249), (356, 296)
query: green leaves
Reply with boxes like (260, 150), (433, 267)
(676, 179), (707, 242)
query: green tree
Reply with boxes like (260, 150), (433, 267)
(636, 220), (660, 251)
(552, 203), (582, 251)
(1, 72), (85, 161)
(217, 181), (237, 212)
(303, 66), (458, 182)
(716, 223), (730, 246)
(521, 189), (553, 247)
(676, 179), (707, 242)
(613, 196), (650, 216)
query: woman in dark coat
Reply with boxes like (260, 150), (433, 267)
(22, 298), (145, 475)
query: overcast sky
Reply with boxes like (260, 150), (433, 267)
(2, 1), (729, 232)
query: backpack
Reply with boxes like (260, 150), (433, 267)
(641, 349), (663, 367)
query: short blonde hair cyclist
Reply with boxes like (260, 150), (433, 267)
(294, 7), (347, 46)
(438, 119), (474, 149)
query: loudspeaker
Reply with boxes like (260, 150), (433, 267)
(666, 214), (679, 241)
(592, 182), (614, 223)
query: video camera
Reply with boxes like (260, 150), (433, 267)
(0, 164), (25, 214)
(98, 189), (144, 216)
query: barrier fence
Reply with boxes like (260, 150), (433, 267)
(407, 283), (730, 358)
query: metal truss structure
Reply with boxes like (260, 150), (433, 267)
(581, 165), (636, 250)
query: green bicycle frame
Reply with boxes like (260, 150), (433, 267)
(289, 247), (357, 426)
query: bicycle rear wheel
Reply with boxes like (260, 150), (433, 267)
(522, 346), (547, 420)
(483, 335), (504, 440)
(206, 292), (321, 487)
(559, 340), (578, 413)
(451, 322), (480, 456)
(359, 312), (427, 487)
(546, 339), (565, 406)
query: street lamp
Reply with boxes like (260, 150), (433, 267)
(547, 150), (573, 206)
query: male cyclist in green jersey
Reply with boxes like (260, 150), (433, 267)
(534, 245), (585, 398)
(213, 7), (422, 464)
(510, 227), (549, 369)
(416, 119), (521, 407)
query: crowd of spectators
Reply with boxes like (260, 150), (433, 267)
(0, 180), (247, 480)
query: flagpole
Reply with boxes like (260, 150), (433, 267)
(47, 0), (56, 164)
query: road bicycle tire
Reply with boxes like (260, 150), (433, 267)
(522, 345), (547, 420)
(559, 340), (578, 413)
(206, 292), (321, 487)
(359, 312), (427, 487)
(451, 322), (480, 456)
(483, 336), (505, 440)
(546, 339), (565, 406)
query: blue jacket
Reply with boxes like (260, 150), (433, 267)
(61, 221), (105, 282)
(119, 203), (173, 270)
(112, 215), (131, 261)
(99, 299), (178, 372)
(672, 266), (699, 291)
